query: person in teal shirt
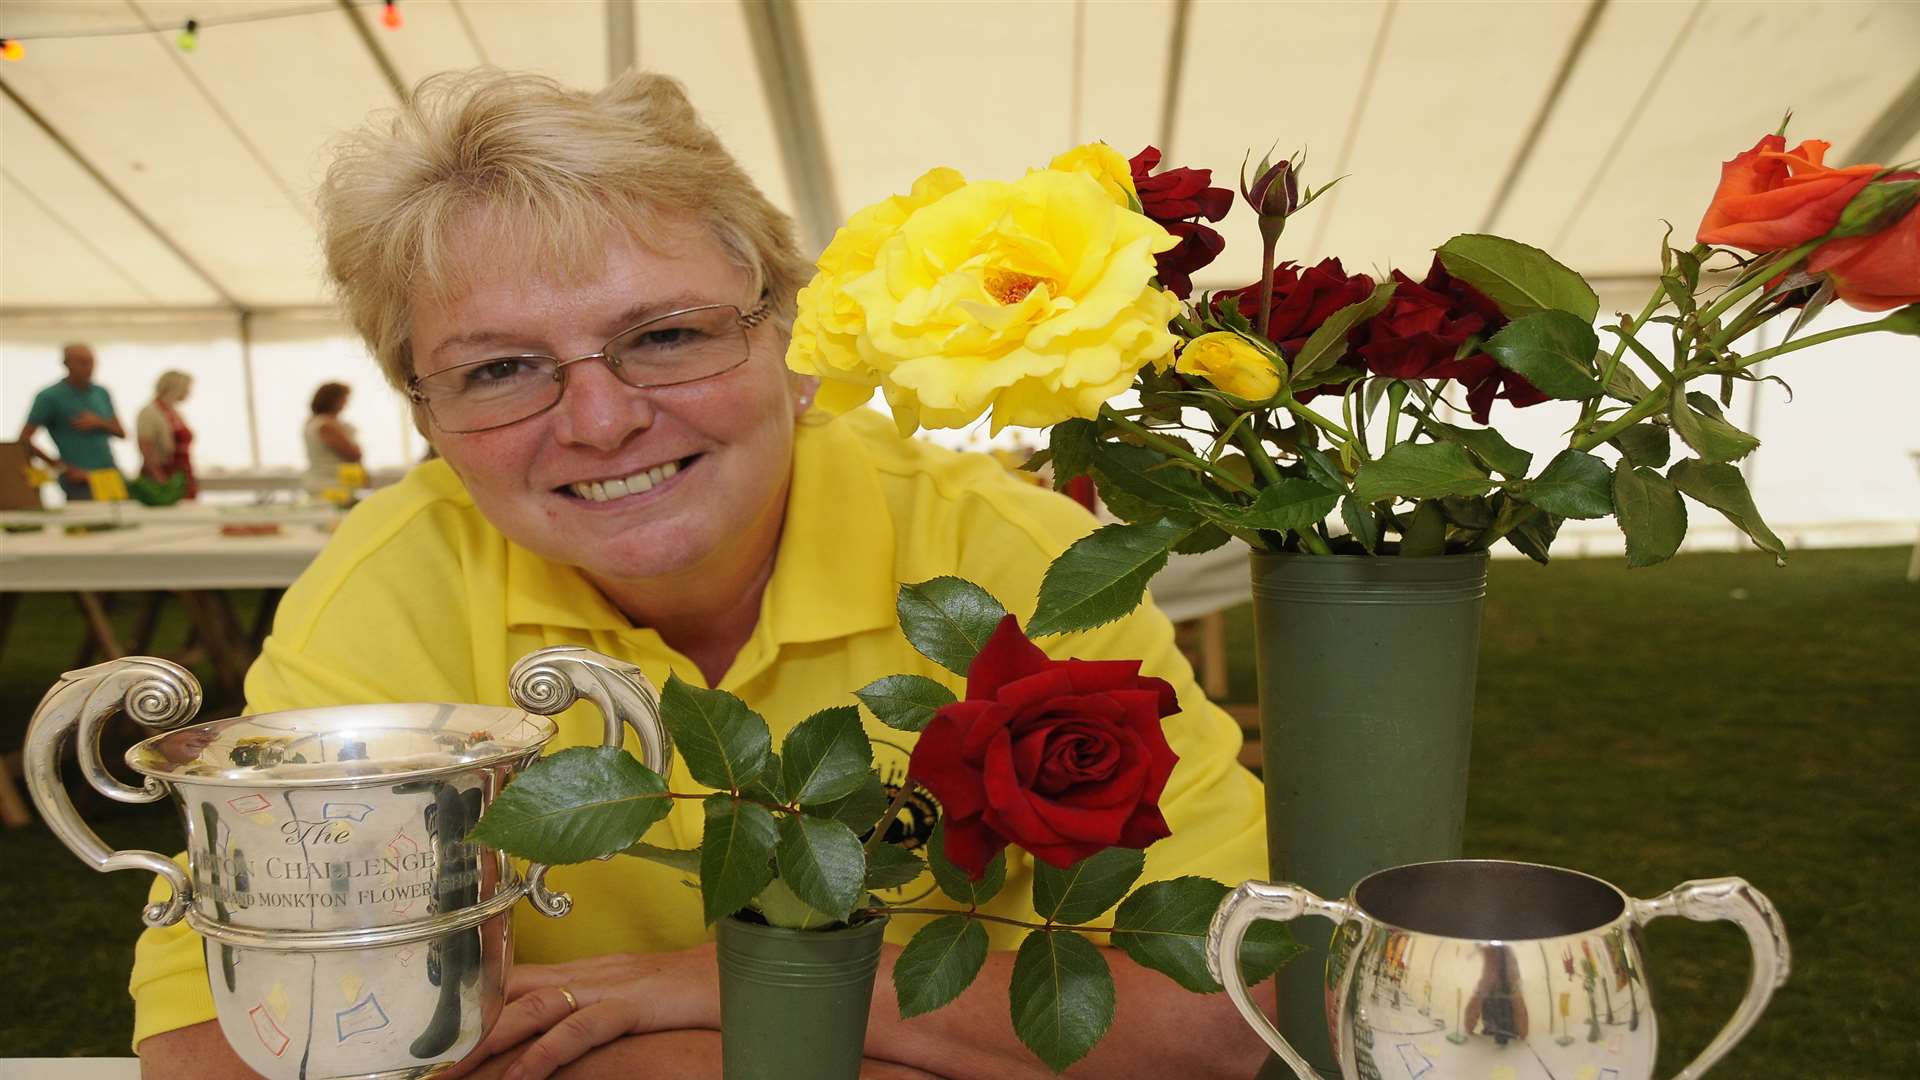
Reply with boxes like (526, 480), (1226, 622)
(21, 343), (125, 500)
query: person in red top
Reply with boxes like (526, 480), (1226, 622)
(135, 369), (197, 498)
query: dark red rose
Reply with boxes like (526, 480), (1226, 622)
(1226, 258), (1376, 400)
(1460, 365), (1550, 424)
(1130, 146), (1233, 299)
(1356, 256), (1508, 382)
(909, 615), (1180, 878)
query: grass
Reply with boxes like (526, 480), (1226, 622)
(3, 549), (1916, 1073)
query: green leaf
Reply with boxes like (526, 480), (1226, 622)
(660, 674), (772, 792)
(739, 750), (787, 805)
(1438, 495), (1496, 530)
(699, 795), (779, 925)
(1112, 877), (1303, 992)
(1436, 234), (1599, 321)
(1092, 441), (1210, 516)
(1049, 418), (1098, 490)
(1613, 463), (1687, 568)
(1219, 478), (1340, 534)
(782, 706), (873, 806)
(810, 771), (893, 837)
(1671, 391), (1760, 464)
(1485, 311), (1604, 401)
(1505, 509), (1565, 565)
(1339, 495), (1380, 553)
(896, 577), (1011, 675)
(1028, 517), (1191, 637)
(894, 916), (990, 1019)
(1009, 930), (1115, 1072)
(1032, 848), (1146, 926)
(468, 746), (671, 864)
(1351, 442), (1494, 505)
(775, 814), (866, 922)
(622, 841), (700, 875)
(1667, 459), (1786, 558)
(1423, 420), (1532, 478)
(1289, 281), (1397, 384)
(1521, 449), (1614, 520)
(864, 841), (927, 890)
(1399, 500), (1448, 556)
(1610, 423), (1671, 469)
(1604, 360), (1653, 404)
(927, 820), (1006, 906)
(1171, 520), (1232, 554)
(750, 876), (837, 930)
(855, 674), (956, 734)
(1297, 445), (1348, 493)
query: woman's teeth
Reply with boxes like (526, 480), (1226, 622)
(569, 460), (680, 503)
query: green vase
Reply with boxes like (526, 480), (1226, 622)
(1248, 551), (1488, 1080)
(716, 915), (888, 1080)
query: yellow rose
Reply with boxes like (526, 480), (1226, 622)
(788, 168), (1178, 434)
(1175, 331), (1282, 401)
(1045, 143), (1138, 209)
(787, 167), (967, 413)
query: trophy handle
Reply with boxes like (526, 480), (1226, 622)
(507, 646), (675, 916)
(1205, 880), (1366, 1080)
(24, 657), (204, 928)
(1632, 877), (1791, 1080)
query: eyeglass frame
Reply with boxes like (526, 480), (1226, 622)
(405, 295), (775, 434)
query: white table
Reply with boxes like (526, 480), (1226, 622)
(196, 466), (406, 492)
(0, 502), (343, 530)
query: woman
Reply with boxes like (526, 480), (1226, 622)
(135, 369), (196, 498)
(303, 380), (363, 490)
(133, 70), (1270, 1080)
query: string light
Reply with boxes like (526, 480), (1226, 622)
(1, 38), (23, 62)
(381, 2), (401, 30)
(0, 2), (411, 58)
(176, 19), (198, 52)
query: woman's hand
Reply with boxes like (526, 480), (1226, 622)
(443, 944), (723, 1080)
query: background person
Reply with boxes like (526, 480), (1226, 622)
(132, 69), (1270, 1080)
(135, 369), (197, 498)
(303, 380), (363, 490)
(20, 343), (124, 500)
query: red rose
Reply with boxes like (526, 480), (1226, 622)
(1460, 365), (1550, 425)
(1356, 256), (1507, 382)
(1697, 135), (1880, 253)
(909, 615), (1180, 878)
(1130, 146), (1233, 299)
(1227, 258), (1376, 400)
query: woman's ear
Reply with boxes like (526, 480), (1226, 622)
(790, 374), (820, 420)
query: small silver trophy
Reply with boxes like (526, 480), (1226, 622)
(25, 646), (673, 1080)
(1206, 859), (1789, 1080)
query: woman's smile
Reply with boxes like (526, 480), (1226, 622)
(555, 452), (702, 506)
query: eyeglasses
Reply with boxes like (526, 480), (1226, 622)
(407, 297), (773, 434)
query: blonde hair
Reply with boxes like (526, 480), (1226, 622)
(317, 68), (811, 390)
(154, 369), (192, 401)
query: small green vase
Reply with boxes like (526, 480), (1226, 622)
(715, 915), (888, 1080)
(1249, 550), (1488, 1079)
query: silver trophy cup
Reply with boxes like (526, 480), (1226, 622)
(1206, 859), (1789, 1080)
(25, 646), (674, 1080)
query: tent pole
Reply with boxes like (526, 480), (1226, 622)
(239, 310), (262, 469)
(607, 0), (637, 82)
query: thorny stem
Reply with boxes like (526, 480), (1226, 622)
(863, 905), (1117, 935)
(1100, 407), (1257, 495)
(864, 780), (918, 859)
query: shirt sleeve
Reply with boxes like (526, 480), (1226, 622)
(25, 387), (59, 429)
(128, 493), (483, 1049)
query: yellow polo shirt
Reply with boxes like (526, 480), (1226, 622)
(129, 407), (1267, 1048)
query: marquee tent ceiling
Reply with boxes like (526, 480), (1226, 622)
(2, 0), (1918, 317)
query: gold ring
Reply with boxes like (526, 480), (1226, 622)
(557, 986), (579, 1013)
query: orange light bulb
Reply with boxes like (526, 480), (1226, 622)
(381, 2), (401, 29)
(1, 39), (23, 62)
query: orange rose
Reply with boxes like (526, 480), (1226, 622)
(1805, 199), (1920, 311)
(1697, 135), (1880, 253)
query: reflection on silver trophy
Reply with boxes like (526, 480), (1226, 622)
(1207, 860), (1789, 1080)
(25, 646), (673, 1080)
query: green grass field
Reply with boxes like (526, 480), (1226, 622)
(3, 546), (1916, 1073)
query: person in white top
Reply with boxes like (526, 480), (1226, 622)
(303, 380), (363, 489)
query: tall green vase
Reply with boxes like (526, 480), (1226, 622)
(715, 915), (888, 1080)
(1248, 551), (1488, 1080)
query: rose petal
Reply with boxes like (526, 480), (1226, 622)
(940, 817), (1009, 881)
(964, 614), (1051, 700)
(911, 706), (994, 820)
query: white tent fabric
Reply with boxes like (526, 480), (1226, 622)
(1, 0), (1917, 540)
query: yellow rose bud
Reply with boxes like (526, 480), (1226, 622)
(1045, 143), (1137, 208)
(1175, 332), (1282, 401)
